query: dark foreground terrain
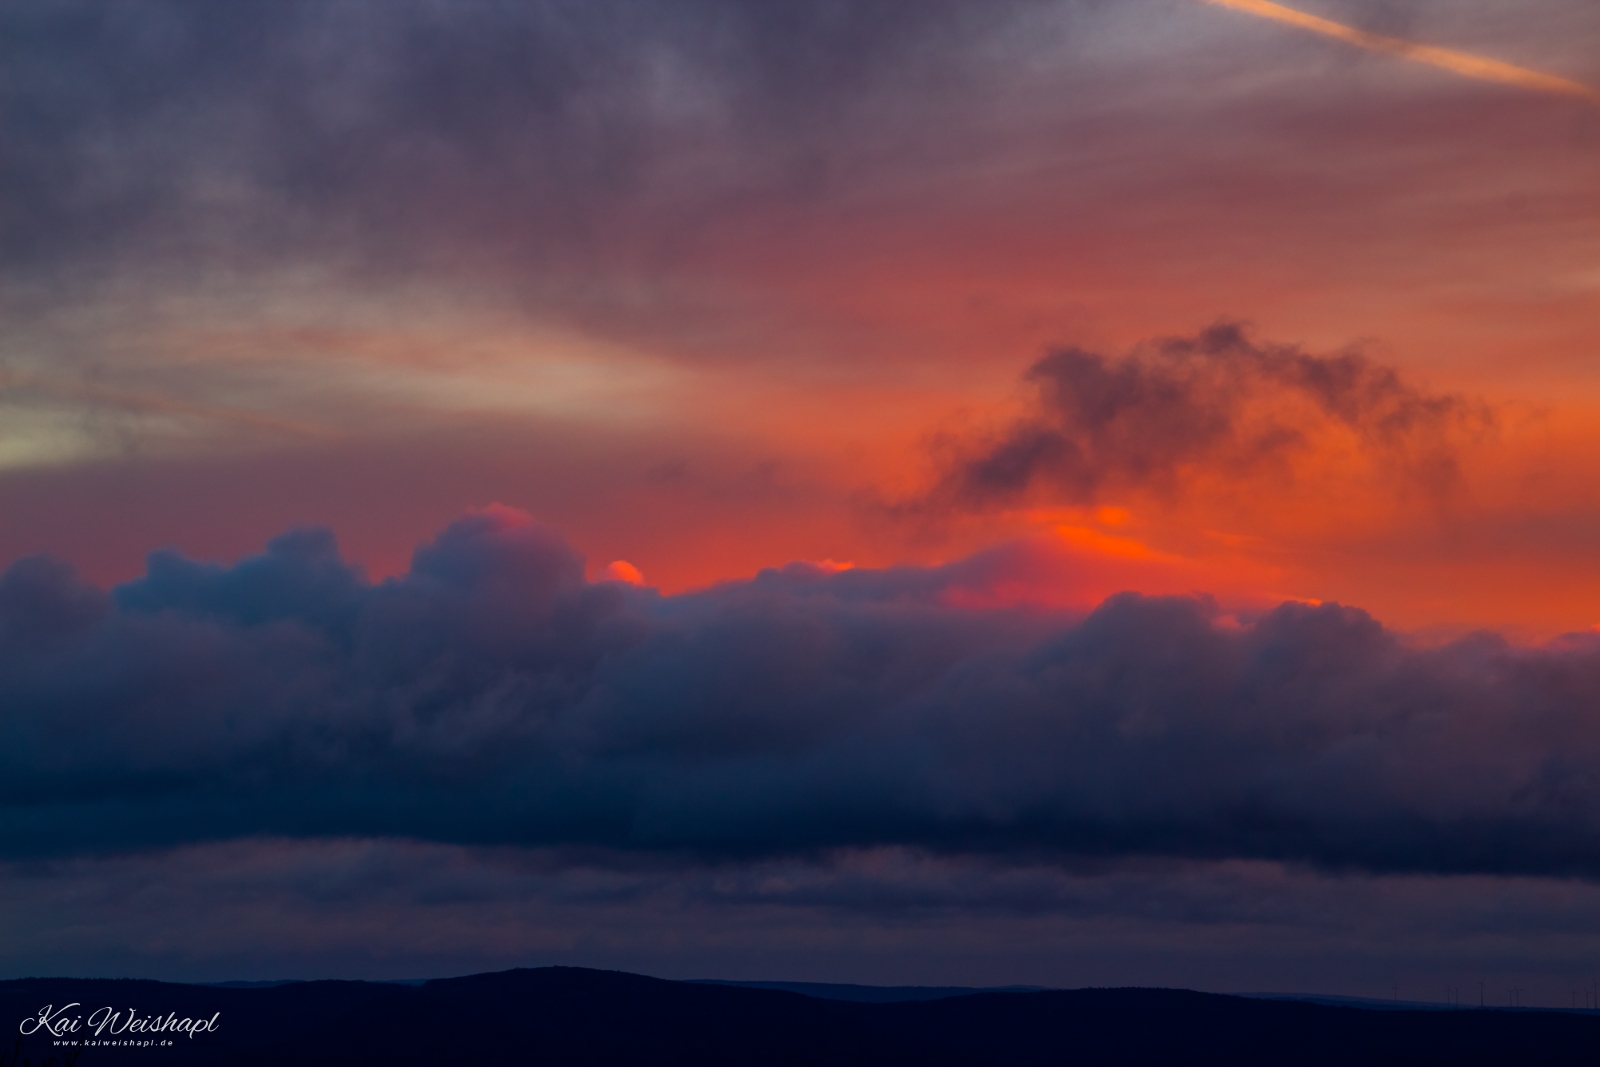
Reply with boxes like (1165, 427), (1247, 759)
(4, 966), (1598, 1066)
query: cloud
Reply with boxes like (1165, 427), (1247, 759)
(10, 839), (1600, 988)
(1200, 0), (1600, 105)
(936, 323), (1489, 508)
(4, 505), (1600, 878)
(0, 0), (1057, 288)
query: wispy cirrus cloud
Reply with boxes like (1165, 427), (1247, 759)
(1200, 0), (1600, 104)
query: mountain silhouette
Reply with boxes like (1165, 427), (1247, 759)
(4, 966), (1597, 1065)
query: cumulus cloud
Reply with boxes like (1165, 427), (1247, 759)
(3, 505), (1600, 877)
(938, 322), (1491, 507)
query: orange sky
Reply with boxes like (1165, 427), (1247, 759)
(2, 0), (1598, 640)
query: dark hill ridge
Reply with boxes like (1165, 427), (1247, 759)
(686, 978), (1051, 1002)
(4, 966), (1599, 1066)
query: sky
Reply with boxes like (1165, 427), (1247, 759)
(2, 0), (1600, 1003)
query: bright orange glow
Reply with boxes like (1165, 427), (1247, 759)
(1053, 526), (1178, 563)
(601, 560), (646, 585)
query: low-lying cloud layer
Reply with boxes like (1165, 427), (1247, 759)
(4, 505), (1598, 876)
(10, 839), (1600, 990)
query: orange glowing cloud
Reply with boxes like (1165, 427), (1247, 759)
(927, 518), (1294, 617)
(601, 560), (646, 585)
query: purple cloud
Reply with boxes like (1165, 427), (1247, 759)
(3, 505), (1599, 876)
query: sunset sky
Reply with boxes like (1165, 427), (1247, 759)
(4, 0), (1600, 1001)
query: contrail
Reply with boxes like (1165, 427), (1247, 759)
(1201, 0), (1600, 105)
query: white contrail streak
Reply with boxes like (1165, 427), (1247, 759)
(1201, 0), (1600, 105)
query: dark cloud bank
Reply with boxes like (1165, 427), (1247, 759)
(4, 505), (1599, 877)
